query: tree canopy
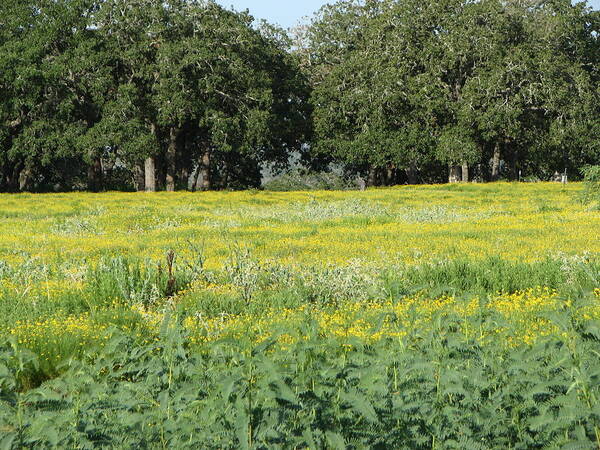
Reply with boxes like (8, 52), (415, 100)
(0, 0), (309, 192)
(305, 0), (600, 184)
(0, 0), (598, 191)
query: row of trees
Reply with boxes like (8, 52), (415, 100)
(304, 0), (600, 184)
(1, 0), (599, 192)
(0, 0), (309, 192)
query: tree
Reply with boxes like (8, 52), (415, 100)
(306, 0), (600, 184)
(0, 0), (120, 192)
(91, 0), (309, 192)
(1, 0), (597, 191)
(0, 0), (310, 192)
(461, 0), (600, 181)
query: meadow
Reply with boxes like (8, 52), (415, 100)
(1, 183), (600, 448)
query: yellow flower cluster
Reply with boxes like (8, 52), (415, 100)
(489, 287), (559, 314)
(8, 314), (109, 362)
(0, 183), (597, 268)
(6, 287), (599, 358)
(0, 184), (598, 363)
(0, 278), (84, 303)
(181, 288), (578, 349)
(487, 288), (563, 345)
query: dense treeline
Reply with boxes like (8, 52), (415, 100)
(0, 0), (599, 192)
(0, 0), (310, 192)
(304, 0), (600, 185)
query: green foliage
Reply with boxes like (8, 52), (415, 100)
(0, 0), (310, 192)
(2, 0), (598, 191)
(581, 165), (600, 207)
(305, 0), (600, 184)
(84, 254), (200, 310)
(2, 310), (600, 448)
(1, 244), (600, 446)
(387, 256), (599, 299)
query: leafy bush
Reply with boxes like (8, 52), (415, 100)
(581, 165), (600, 207)
(263, 169), (355, 191)
(1, 252), (600, 447)
(3, 311), (600, 448)
(84, 253), (200, 310)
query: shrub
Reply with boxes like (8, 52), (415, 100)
(4, 313), (600, 448)
(581, 165), (600, 207)
(263, 169), (355, 191)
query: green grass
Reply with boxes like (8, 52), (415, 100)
(0, 184), (599, 447)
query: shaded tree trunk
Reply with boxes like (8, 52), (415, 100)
(367, 166), (377, 187)
(166, 126), (180, 192)
(87, 157), (103, 192)
(193, 168), (201, 192)
(491, 142), (501, 181)
(385, 164), (396, 186)
(179, 166), (189, 191)
(197, 149), (211, 191)
(449, 165), (461, 183)
(506, 138), (517, 180)
(3, 161), (22, 192)
(18, 166), (33, 192)
(222, 159), (230, 189)
(405, 162), (418, 185)
(145, 157), (156, 192)
(134, 164), (145, 191)
(180, 127), (193, 190)
(461, 161), (469, 183)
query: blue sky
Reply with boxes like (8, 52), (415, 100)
(216, 0), (332, 28)
(217, 0), (600, 28)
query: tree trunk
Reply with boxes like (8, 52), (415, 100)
(506, 138), (517, 180)
(199, 149), (211, 191)
(405, 162), (418, 185)
(145, 123), (158, 192)
(222, 159), (230, 189)
(385, 165), (396, 186)
(179, 166), (189, 191)
(18, 167), (33, 192)
(193, 168), (201, 192)
(134, 164), (145, 191)
(449, 165), (461, 183)
(368, 166), (377, 187)
(145, 157), (156, 192)
(4, 161), (23, 192)
(461, 161), (469, 183)
(180, 129), (192, 190)
(491, 142), (501, 181)
(165, 126), (179, 192)
(87, 157), (103, 192)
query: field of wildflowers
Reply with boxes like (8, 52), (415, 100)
(1, 183), (600, 447)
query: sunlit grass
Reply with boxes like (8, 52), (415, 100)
(0, 183), (597, 268)
(0, 183), (599, 382)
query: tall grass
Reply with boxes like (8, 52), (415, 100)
(1, 251), (599, 388)
(0, 184), (599, 447)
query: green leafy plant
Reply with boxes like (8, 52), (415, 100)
(581, 165), (600, 208)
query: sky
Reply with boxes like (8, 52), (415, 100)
(217, 0), (600, 29)
(216, 0), (330, 28)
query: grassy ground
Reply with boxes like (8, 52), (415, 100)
(1, 182), (599, 375)
(1, 182), (598, 267)
(1, 183), (600, 447)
